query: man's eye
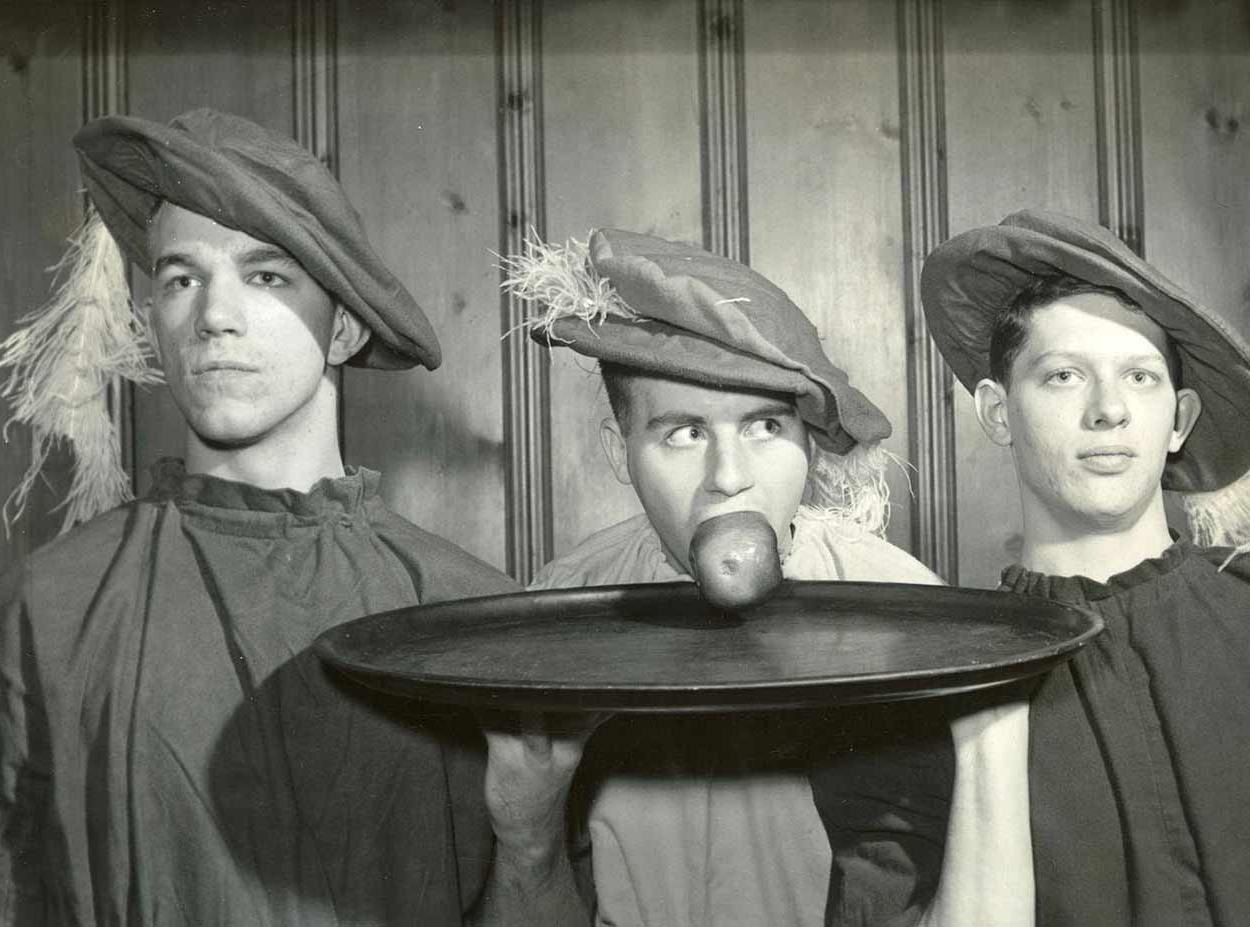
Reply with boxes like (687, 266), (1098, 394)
(163, 274), (200, 291)
(1045, 369), (1079, 385)
(249, 270), (288, 287)
(745, 418), (782, 439)
(1127, 370), (1160, 386)
(665, 425), (704, 448)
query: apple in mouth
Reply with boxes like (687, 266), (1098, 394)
(688, 511), (783, 611)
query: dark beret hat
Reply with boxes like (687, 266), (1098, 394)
(921, 209), (1250, 493)
(73, 108), (439, 370)
(533, 229), (892, 455)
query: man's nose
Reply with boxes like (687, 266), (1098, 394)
(705, 438), (754, 496)
(1085, 379), (1130, 429)
(196, 278), (247, 337)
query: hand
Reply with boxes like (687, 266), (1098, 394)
(479, 710), (609, 873)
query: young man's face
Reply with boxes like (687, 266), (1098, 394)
(600, 375), (811, 572)
(975, 293), (1201, 538)
(147, 204), (358, 450)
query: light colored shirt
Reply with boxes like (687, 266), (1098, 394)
(531, 506), (942, 927)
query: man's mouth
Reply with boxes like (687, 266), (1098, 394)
(1078, 446), (1135, 473)
(192, 360), (258, 375)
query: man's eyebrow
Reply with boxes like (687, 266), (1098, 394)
(152, 252), (196, 276)
(642, 403), (797, 432)
(236, 245), (301, 268)
(740, 402), (798, 422)
(151, 247), (300, 277)
(1028, 349), (1168, 368)
(644, 411), (708, 431)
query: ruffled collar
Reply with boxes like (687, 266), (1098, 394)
(1000, 541), (1195, 606)
(147, 457), (381, 521)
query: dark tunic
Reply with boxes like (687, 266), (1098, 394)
(0, 460), (517, 926)
(1003, 543), (1250, 927)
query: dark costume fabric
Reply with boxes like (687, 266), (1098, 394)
(809, 702), (953, 927)
(0, 460), (516, 926)
(1002, 543), (1250, 927)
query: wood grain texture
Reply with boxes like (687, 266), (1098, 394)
(542, 0), (703, 557)
(744, 0), (918, 558)
(943, 0), (1101, 588)
(1139, 0), (1250, 343)
(125, 1), (296, 492)
(336, 0), (507, 569)
(0, 5), (83, 565)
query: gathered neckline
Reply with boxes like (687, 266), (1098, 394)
(1000, 541), (1194, 604)
(147, 457), (382, 523)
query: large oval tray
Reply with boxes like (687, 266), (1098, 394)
(315, 581), (1101, 713)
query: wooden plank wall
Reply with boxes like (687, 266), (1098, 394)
(2, 0), (1246, 589)
(0, 5), (81, 567)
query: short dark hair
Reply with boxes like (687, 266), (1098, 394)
(988, 274), (1180, 388)
(600, 361), (638, 433)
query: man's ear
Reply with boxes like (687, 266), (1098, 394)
(327, 305), (370, 366)
(1169, 387), (1202, 453)
(973, 378), (1013, 448)
(599, 418), (632, 485)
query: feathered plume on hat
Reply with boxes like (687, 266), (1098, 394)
(499, 230), (897, 538)
(0, 208), (162, 535)
(499, 232), (636, 338)
(1182, 473), (1250, 569)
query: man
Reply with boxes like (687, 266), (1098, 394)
(0, 109), (518, 925)
(484, 229), (1034, 926)
(922, 209), (1250, 926)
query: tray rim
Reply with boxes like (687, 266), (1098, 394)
(315, 580), (1104, 713)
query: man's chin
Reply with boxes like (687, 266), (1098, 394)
(1068, 494), (1155, 533)
(189, 421), (266, 451)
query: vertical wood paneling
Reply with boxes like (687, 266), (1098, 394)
(542, 0), (703, 556)
(291, 0), (346, 474)
(498, 0), (553, 582)
(336, 0), (507, 568)
(84, 0), (127, 119)
(126, 2), (296, 491)
(0, 5), (83, 566)
(292, 0), (337, 172)
(1138, 0), (1250, 342)
(83, 0), (134, 485)
(744, 0), (916, 556)
(1093, 0), (1144, 253)
(700, 0), (748, 261)
(898, 0), (956, 580)
(943, 0), (1100, 588)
